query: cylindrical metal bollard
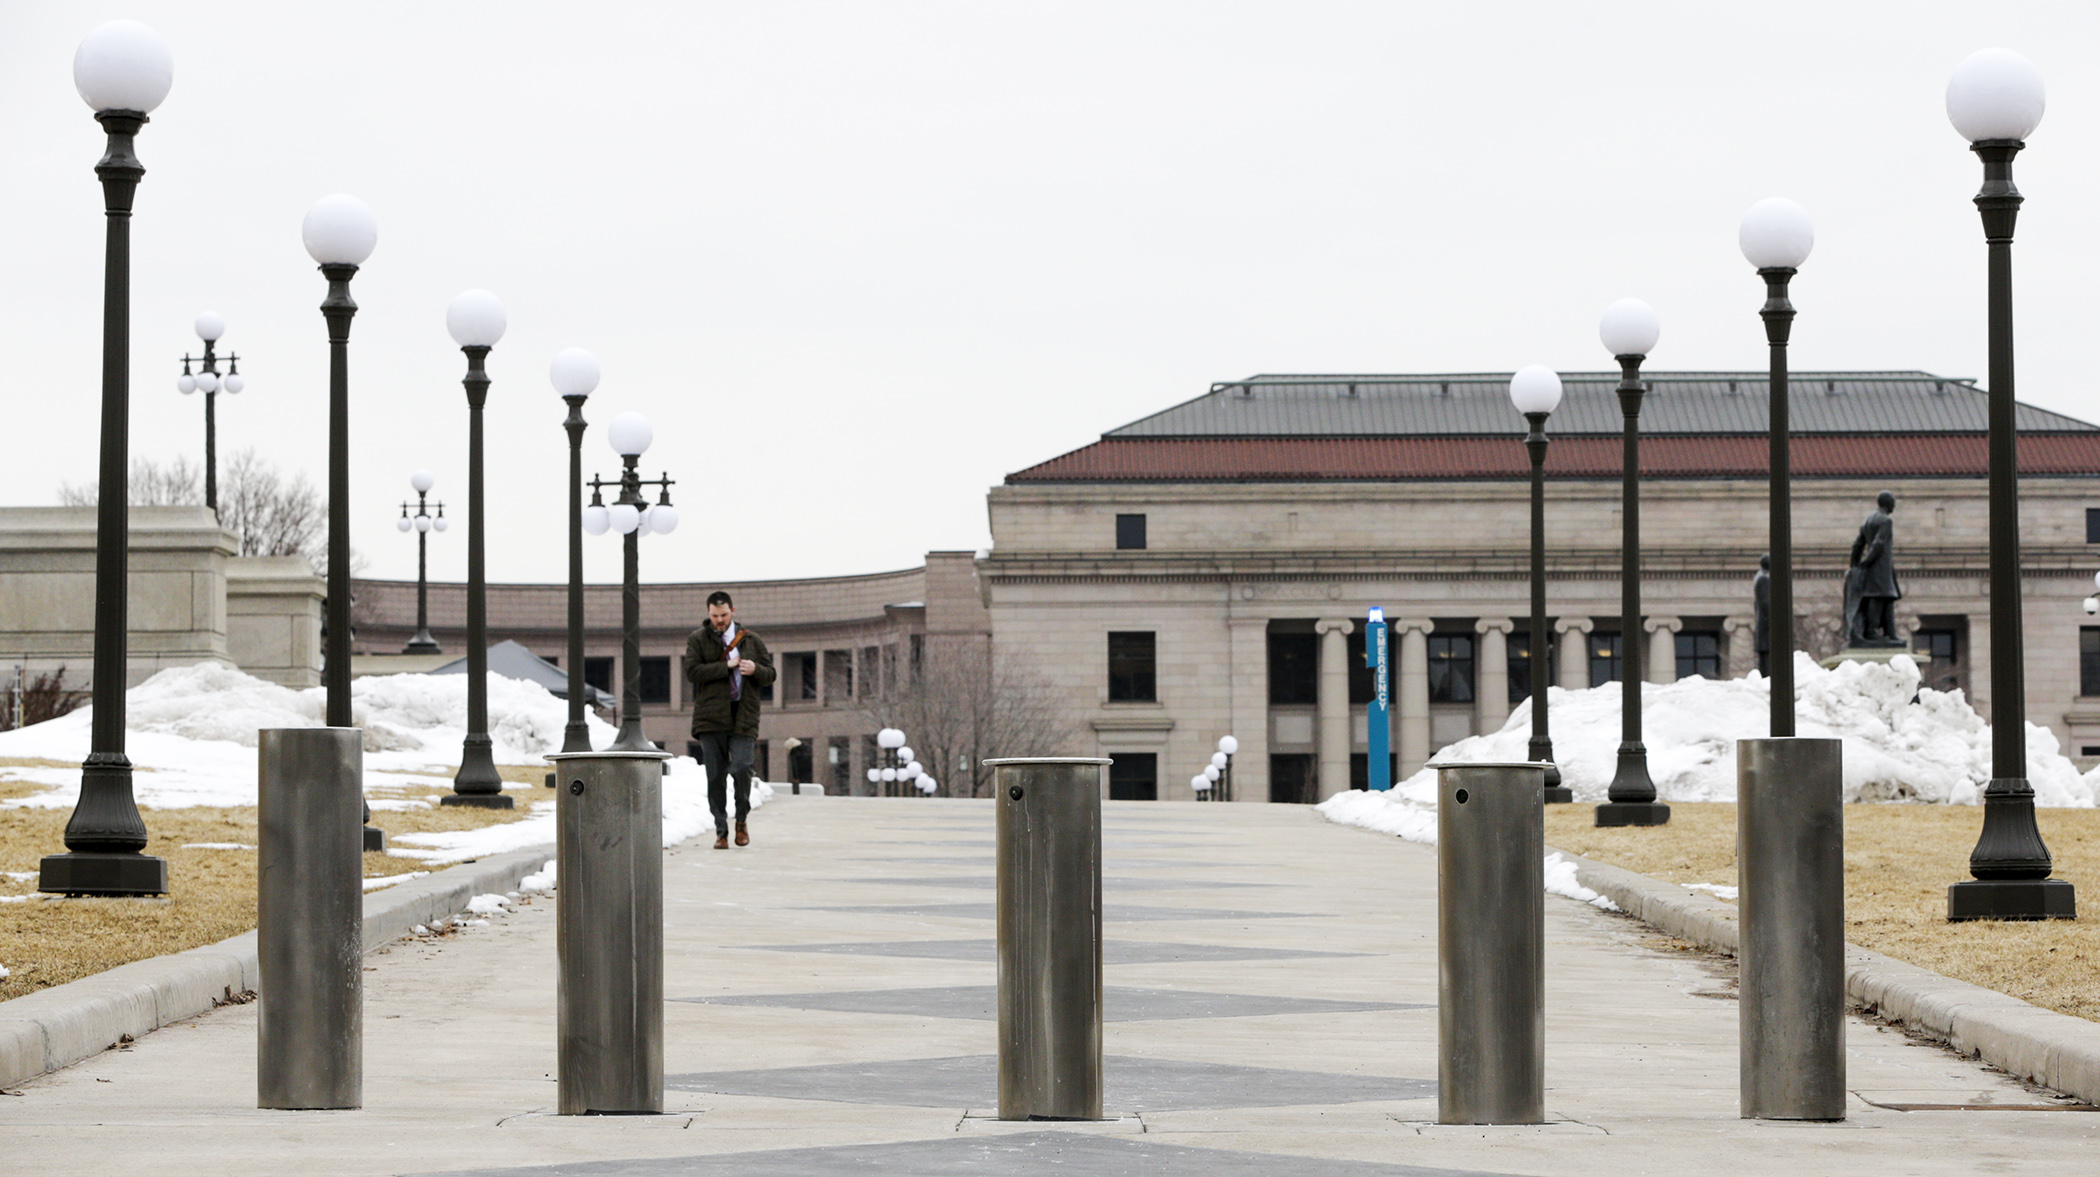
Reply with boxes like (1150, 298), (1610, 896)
(551, 749), (668, 1115)
(1434, 760), (1546, 1125)
(1738, 736), (1846, 1120)
(258, 727), (364, 1110)
(990, 757), (1108, 1121)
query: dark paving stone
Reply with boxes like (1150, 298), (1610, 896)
(796, 902), (1324, 921)
(674, 984), (1423, 1022)
(830, 875), (1268, 892)
(666, 1053), (1435, 1111)
(746, 938), (1368, 965)
(409, 1129), (1509, 1177)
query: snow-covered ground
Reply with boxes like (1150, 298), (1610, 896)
(0, 662), (769, 865)
(1319, 652), (2098, 850)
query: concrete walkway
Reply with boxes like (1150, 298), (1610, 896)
(1, 796), (2094, 1175)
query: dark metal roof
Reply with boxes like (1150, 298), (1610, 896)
(1007, 434), (2100, 484)
(1105, 371), (2099, 438)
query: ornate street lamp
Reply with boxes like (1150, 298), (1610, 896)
(175, 312), (243, 513)
(394, 469), (447, 654)
(1595, 298), (1669, 827)
(40, 21), (176, 897)
(1509, 365), (1568, 802)
(301, 193), (377, 729)
(1944, 48), (2074, 920)
(1739, 198), (1815, 736)
(551, 348), (601, 754)
(585, 411), (679, 752)
(443, 289), (511, 807)
(876, 727), (906, 798)
(1216, 734), (1238, 803)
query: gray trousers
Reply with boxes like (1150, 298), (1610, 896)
(695, 731), (754, 834)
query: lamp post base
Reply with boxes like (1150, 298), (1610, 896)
(363, 825), (387, 851)
(402, 632), (441, 654)
(440, 793), (516, 810)
(38, 851), (169, 896)
(1948, 878), (2075, 921)
(1543, 786), (1574, 804)
(1595, 802), (1671, 828)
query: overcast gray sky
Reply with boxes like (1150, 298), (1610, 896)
(4, 2), (2098, 586)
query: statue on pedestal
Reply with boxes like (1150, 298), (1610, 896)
(1846, 491), (1904, 647)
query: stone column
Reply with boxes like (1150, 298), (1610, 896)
(1226, 615), (1269, 802)
(1645, 616), (1682, 684)
(1967, 611), (1990, 720)
(1475, 618), (1513, 736)
(1395, 617), (1434, 778)
(1554, 617), (1593, 691)
(1724, 616), (1756, 679)
(1315, 617), (1355, 801)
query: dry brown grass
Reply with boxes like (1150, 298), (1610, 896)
(0, 763), (548, 1002)
(1547, 801), (2100, 1023)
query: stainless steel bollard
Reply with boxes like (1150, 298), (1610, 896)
(1434, 760), (1546, 1125)
(1738, 737), (1846, 1121)
(258, 727), (364, 1110)
(990, 757), (1109, 1121)
(550, 750), (668, 1115)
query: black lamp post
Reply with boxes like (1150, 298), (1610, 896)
(587, 410), (679, 753)
(443, 290), (512, 808)
(395, 470), (446, 654)
(1738, 199), (1817, 737)
(1944, 48), (2074, 920)
(551, 348), (601, 754)
(40, 21), (175, 897)
(1595, 299), (1669, 828)
(1509, 365), (1569, 802)
(1217, 735), (1237, 803)
(175, 313), (243, 513)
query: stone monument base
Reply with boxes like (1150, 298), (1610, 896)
(1818, 646), (1929, 670)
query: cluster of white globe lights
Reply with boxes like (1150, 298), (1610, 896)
(1189, 734), (1239, 798)
(872, 727), (939, 795)
(76, 22), (678, 543)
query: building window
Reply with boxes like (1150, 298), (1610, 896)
(830, 736), (852, 794)
(1508, 631), (1554, 704)
(1912, 626), (1962, 694)
(2083, 629), (2100, 697)
(1109, 753), (1157, 800)
(584, 656), (614, 695)
(1675, 631), (1722, 681)
(783, 652), (818, 701)
(1350, 752), (1398, 791)
(824, 650), (853, 703)
(1116, 513), (1147, 550)
(2088, 508), (2100, 543)
(1269, 754), (1316, 804)
(1345, 630), (1375, 705)
(1589, 633), (1623, 686)
(1267, 630), (1318, 705)
(639, 656), (672, 704)
(860, 646), (879, 697)
(1107, 631), (1157, 702)
(542, 653), (559, 667)
(910, 634), (924, 682)
(1426, 633), (1475, 703)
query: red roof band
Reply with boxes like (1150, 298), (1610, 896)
(1006, 435), (2100, 483)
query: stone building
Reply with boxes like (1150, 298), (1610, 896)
(981, 371), (2100, 802)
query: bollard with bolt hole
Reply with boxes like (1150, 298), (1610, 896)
(1433, 760), (1547, 1125)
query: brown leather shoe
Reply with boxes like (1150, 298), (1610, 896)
(734, 821), (750, 847)
(713, 833), (729, 850)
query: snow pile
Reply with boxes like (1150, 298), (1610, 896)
(0, 662), (619, 809)
(1321, 651), (2097, 851)
(520, 860), (557, 893)
(1544, 852), (1620, 911)
(363, 871), (428, 892)
(465, 893), (512, 916)
(0, 964), (9, 980)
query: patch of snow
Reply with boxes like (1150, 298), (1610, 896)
(3, 871), (35, 883)
(465, 893), (512, 915)
(0, 964), (9, 978)
(1683, 882), (1740, 900)
(363, 872), (429, 892)
(0, 896), (31, 904)
(1543, 852), (1621, 911)
(520, 860), (556, 893)
(411, 924), (430, 935)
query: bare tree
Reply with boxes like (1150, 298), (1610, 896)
(2, 666), (88, 730)
(219, 448), (325, 563)
(56, 455), (202, 507)
(864, 639), (1079, 798)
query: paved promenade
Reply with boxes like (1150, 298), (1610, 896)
(1, 796), (2094, 1175)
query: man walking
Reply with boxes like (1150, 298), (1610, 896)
(687, 591), (775, 849)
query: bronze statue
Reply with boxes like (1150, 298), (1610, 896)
(1847, 491), (1903, 646)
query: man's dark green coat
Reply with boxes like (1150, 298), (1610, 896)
(685, 626), (777, 737)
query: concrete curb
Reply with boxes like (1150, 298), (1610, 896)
(1554, 845), (2100, 1107)
(0, 843), (554, 1092)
